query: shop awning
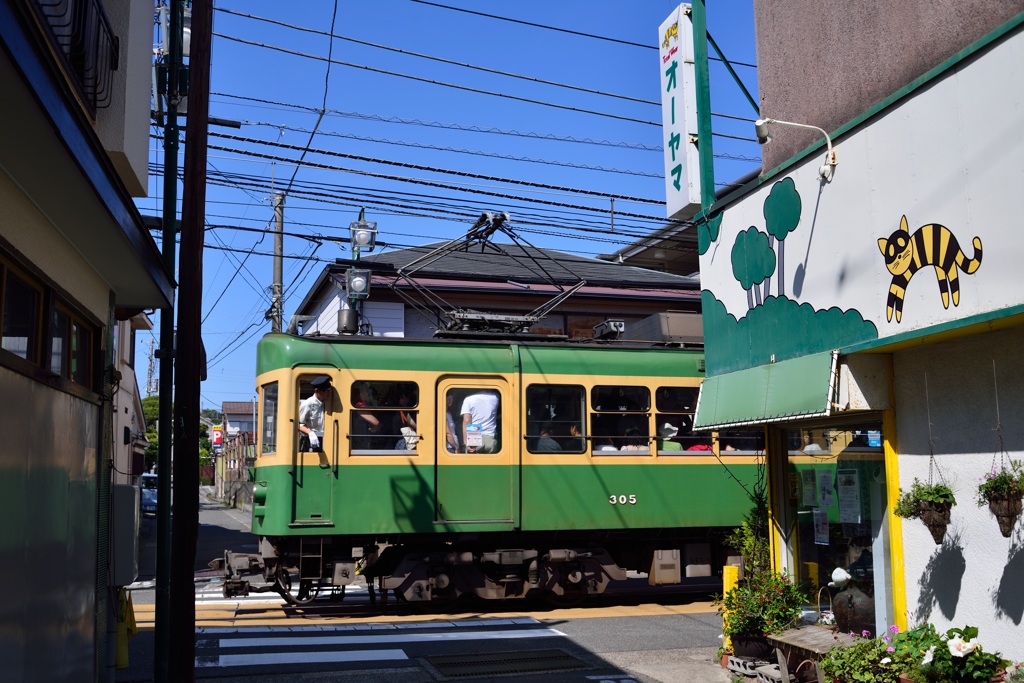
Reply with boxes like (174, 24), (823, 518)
(693, 350), (839, 431)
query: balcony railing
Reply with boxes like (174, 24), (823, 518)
(32, 0), (119, 113)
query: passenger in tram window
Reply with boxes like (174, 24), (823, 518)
(298, 375), (331, 452)
(534, 423), (561, 452)
(562, 423), (585, 452)
(595, 435), (618, 451)
(444, 393), (459, 452)
(351, 382), (382, 449)
(395, 386), (418, 450)
(657, 423), (683, 451)
(461, 389), (499, 453)
(621, 427), (648, 451)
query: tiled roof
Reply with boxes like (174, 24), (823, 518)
(221, 401), (255, 415)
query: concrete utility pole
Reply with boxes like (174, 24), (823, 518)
(170, 0), (212, 679)
(271, 192), (284, 332)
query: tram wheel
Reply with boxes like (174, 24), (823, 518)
(275, 566), (320, 606)
(544, 587), (588, 608)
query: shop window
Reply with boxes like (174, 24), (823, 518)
(48, 304), (94, 385)
(525, 384), (585, 453)
(590, 385), (650, 454)
(2, 268), (42, 363)
(782, 422), (891, 637)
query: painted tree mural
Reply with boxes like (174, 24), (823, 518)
(731, 226), (776, 309)
(763, 177), (801, 297)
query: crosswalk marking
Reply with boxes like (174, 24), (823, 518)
(197, 648), (408, 668)
(194, 617), (562, 669)
(215, 626), (566, 649)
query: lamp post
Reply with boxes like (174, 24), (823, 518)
(343, 209), (376, 334)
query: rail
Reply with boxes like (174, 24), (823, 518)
(31, 0), (119, 113)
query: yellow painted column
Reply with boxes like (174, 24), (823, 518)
(722, 564), (740, 649)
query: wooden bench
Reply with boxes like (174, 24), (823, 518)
(766, 626), (856, 682)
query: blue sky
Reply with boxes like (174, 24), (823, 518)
(137, 0), (760, 412)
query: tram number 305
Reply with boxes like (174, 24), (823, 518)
(609, 494), (637, 505)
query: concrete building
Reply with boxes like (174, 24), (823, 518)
(688, 2), (1024, 659)
(0, 0), (173, 680)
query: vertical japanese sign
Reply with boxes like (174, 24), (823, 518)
(212, 425), (223, 453)
(659, 4), (701, 219)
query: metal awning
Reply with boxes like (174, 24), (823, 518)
(693, 350), (839, 431)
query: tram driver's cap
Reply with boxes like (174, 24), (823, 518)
(311, 376), (332, 390)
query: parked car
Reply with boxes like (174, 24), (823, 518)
(138, 473), (158, 515)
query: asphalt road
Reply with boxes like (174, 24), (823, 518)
(118, 491), (733, 683)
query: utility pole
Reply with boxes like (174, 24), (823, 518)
(271, 191), (284, 332)
(154, 1), (181, 679)
(170, 0), (212, 678)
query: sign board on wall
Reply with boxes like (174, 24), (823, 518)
(658, 4), (701, 219)
(696, 30), (1024, 375)
(212, 425), (223, 452)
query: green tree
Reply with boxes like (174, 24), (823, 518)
(731, 227), (776, 309)
(763, 177), (801, 297)
(142, 395), (160, 429)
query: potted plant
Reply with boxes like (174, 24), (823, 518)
(977, 459), (1024, 537)
(819, 628), (904, 683)
(715, 570), (807, 659)
(895, 478), (957, 544)
(896, 624), (1007, 683)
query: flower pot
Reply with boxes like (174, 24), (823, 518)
(988, 493), (1023, 537)
(730, 634), (773, 660)
(918, 500), (953, 544)
(720, 652), (731, 668)
(898, 675), (917, 683)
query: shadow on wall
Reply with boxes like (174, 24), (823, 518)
(916, 533), (966, 622)
(994, 539), (1024, 625)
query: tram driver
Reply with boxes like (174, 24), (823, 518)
(298, 375), (331, 451)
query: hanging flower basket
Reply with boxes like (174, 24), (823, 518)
(987, 492), (1023, 537)
(918, 501), (954, 544)
(977, 459), (1024, 538)
(895, 479), (957, 545)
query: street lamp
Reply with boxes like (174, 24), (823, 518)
(346, 268), (371, 300)
(349, 219), (377, 255)
(754, 118), (838, 180)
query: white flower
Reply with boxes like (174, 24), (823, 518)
(922, 645), (936, 665)
(881, 657), (892, 665)
(947, 636), (979, 657)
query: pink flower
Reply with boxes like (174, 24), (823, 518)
(886, 646), (895, 653)
(889, 625), (900, 634)
(861, 630), (871, 637)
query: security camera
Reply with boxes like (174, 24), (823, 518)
(754, 118), (772, 144)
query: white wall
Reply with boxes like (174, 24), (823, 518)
(893, 326), (1024, 659)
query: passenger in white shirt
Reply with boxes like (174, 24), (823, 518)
(460, 390), (499, 453)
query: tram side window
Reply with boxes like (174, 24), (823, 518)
(654, 386), (701, 453)
(261, 383), (278, 455)
(350, 380), (420, 453)
(717, 429), (765, 455)
(449, 387), (501, 454)
(526, 384), (585, 454)
(590, 385), (650, 454)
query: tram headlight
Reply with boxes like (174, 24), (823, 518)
(346, 268), (371, 300)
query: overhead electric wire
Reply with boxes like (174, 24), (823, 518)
(409, 0), (759, 69)
(213, 93), (662, 150)
(246, 121), (663, 177)
(205, 131), (664, 205)
(408, 0), (658, 51)
(216, 7), (659, 108)
(214, 32), (660, 128)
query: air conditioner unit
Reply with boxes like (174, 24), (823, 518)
(629, 312), (703, 344)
